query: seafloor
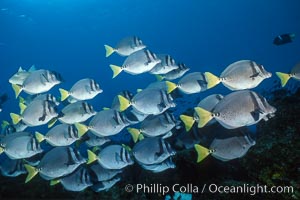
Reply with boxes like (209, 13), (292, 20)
(0, 85), (299, 200)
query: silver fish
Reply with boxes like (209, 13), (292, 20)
(0, 132), (42, 159)
(205, 60), (272, 90)
(10, 100), (58, 127)
(87, 145), (134, 170)
(12, 69), (62, 98)
(132, 137), (176, 165)
(166, 72), (208, 94)
(35, 124), (82, 146)
(75, 109), (130, 137)
(118, 88), (176, 115)
(110, 49), (161, 78)
(104, 36), (146, 57)
(194, 90), (276, 129)
(84, 132), (111, 147)
(127, 112), (177, 142)
(24, 146), (86, 182)
(195, 134), (256, 162)
(20, 93), (59, 106)
(59, 78), (102, 101)
(55, 101), (96, 125)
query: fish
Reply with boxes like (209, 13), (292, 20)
(140, 157), (176, 173)
(9, 65), (36, 85)
(156, 63), (190, 81)
(273, 33), (296, 45)
(0, 155), (26, 177)
(194, 134), (256, 162)
(127, 112), (177, 142)
(10, 100), (58, 127)
(132, 137), (176, 165)
(149, 54), (178, 74)
(104, 36), (146, 57)
(91, 176), (121, 192)
(194, 90), (276, 129)
(276, 62), (300, 87)
(50, 166), (93, 192)
(86, 145), (134, 170)
(204, 60), (272, 90)
(118, 88), (176, 115)
(110, 49), (161, 78)
(51, 101), (96, 126)
(89, 163), (122, 182)
(12, 69), (62, 98)
(166, 72), (208, 94)
(59, 78), (103, 101)
(35, 124), (84, 146)
(75, 109), (130, 137)
(0, 132), (42, 159)
(20, 93), (59, 106)
(24, 146), (86, 183)
(180, 94), (224, 131)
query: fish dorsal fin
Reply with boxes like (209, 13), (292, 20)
(18, 66), (24, 72)
(28, 65), (36, 72)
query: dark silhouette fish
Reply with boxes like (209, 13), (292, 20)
(273, 33), (295, 45)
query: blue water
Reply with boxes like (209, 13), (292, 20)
(0, 0), (299, 198)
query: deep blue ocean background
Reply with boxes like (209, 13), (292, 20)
(0, 0), (300, 199)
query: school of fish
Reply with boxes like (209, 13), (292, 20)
(0, 35), (297, 193)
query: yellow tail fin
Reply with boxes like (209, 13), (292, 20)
(50, 179), (61, 186)
(275, 72), (291, 87)
(204, 72), (221, 89)
(59, 88), (70, 101)
(35, 131), (45, 143)
(75, 123), (89, 137)
(12, 84), (22, 98)
(194, 107), (213, 128)
(19, 102), (27, 115)
(87, 149), (97, 164)
(194, 144), (211, 163)
(118, 95), (131, 112)
(127, 128), (141, 143)
(24, 164), (38, 183)
(10, 113), (21, 125)
(165, 81), (177, 94)
(180, 115), (195, 132)
(104, 45), (115, 57)
(110, 64), (123, 78)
